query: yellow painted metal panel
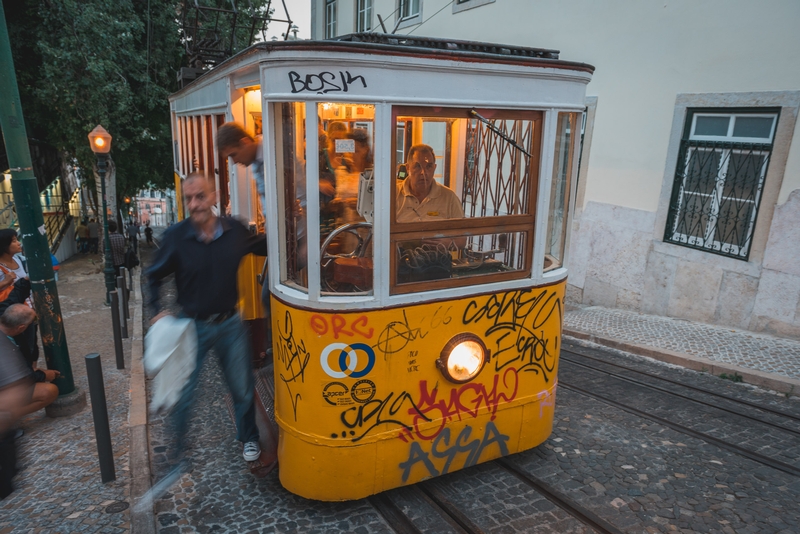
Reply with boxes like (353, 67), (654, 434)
(236, 253), (267, 320)
(272, 280), (565, 501)
(174, 173), (184, 221)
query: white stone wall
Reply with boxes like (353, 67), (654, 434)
(311, 0), (800, 338)
(568, 192), (800, 339)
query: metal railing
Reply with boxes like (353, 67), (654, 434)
(664, 139), (772, 261)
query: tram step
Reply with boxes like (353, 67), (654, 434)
(224, 364), (279, 477)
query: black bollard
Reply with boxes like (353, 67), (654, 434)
(116, 276), (128, 338)
(85, 353), (116, 483)
(120, 270), (130, 320)
(110, 291), (125, 369)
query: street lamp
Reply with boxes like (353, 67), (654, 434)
(88, 125), (116, 303)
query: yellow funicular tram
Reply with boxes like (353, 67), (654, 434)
(169, 33), (592, 501)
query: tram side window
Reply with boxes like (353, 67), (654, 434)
(544, 112), (580, 272)
(391, 107), (542, 294)
(274, 102), (308, 290)
(319, 103), (375, 294)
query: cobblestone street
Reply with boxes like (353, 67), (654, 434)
(140, 238), (800, 534)
(0, 253), (133, 533)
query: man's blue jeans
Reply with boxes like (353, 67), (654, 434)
(171, 314), (259, 455)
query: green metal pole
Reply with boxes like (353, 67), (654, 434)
(0, 2), (75, 395)
(98, 155), (116, 302)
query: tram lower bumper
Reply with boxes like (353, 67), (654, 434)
(275, 382), (558, 501)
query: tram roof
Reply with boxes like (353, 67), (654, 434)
(171, 33), (594, 97)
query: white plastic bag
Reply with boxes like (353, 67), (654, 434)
(144, 316), (197, 413)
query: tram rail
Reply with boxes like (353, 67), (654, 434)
(558, 381), (800, 478)
(562, 342), (800, 423)
(368, 456), (626, 534)
(495, 459), (624, 534)
(561, 351), (800, 438)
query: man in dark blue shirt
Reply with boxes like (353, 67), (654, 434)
(146, 173), (267, 466)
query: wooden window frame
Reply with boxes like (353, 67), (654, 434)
(390, 106), (542, 295)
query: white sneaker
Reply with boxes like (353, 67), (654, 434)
(243, 441), (261, 462)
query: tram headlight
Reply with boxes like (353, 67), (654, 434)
(437, 334), (489, 383)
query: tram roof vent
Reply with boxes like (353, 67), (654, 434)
(333, 33), (560, 61)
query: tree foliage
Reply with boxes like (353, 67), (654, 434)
(4, 0), (274, 207)
(5, 0), (184, 200)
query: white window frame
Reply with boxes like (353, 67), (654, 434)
(690, 113), (777, 144)
(453, 0), (495, 14)
(356, 0), (372, 32)
(396, 0), (421, 30)
(325, 0), (337, 39)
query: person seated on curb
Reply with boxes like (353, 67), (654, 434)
(0, 323), (33, 499)
(0, 305), (59, 418)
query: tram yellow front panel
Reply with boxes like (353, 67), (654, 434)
(271, 281), (565, 501)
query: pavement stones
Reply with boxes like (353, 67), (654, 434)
(0, 252), (134, 533)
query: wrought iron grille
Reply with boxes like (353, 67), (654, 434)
(664, 139), (772, 260)
(462, 118), (534, 269)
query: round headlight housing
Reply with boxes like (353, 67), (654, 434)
(437, 333), (489, 383)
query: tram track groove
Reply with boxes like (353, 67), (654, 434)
(559, 381), (800, 477)
(417, 482), (485, 534)
(495, 458), (625, 534)
(560, 354), (800, 438)
(562, 344), (800, 423)
(368, 493), (433, 534)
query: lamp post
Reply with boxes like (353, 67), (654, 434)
(2, 3), (86, 415)
(88, 125), (117, 303)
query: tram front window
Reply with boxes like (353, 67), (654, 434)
(545, 112), (580, 272)
(391, 107), (542, 294)
(319, 103), (375, 294)
(275, 102), (308, 290)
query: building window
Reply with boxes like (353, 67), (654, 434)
(356, 0), (372, 32)
(399, 0), (420, 20)
(325, 0), (337, 39)
(664, 109), (779, 260)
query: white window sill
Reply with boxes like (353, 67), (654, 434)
(396, 14), (422, 31)
(453, 0), (495, 14)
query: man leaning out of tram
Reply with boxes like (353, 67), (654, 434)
(396, 144), (466, 249)
(146, 173), (266, 465)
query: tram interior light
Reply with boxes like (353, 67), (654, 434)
(437, 334), (488, 383)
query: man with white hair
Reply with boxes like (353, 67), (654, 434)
(146, 173), (267, 467)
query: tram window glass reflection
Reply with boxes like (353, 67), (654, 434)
(391, 106), (541, 294)
(545, 112), (579, 272)
(274, 102), (308, 290)
(319, 102), (375, 294)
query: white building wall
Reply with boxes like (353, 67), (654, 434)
(312, 0), (800, 338)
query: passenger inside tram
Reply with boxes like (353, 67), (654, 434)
(281, 103), (542, 293)
(396, 143), (464, 223)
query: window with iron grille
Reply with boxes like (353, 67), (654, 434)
(325, 0), (337, 39)
(400, 0), (420, 20)
(664, 109), (779, 260)
(357, 0), (372, 32)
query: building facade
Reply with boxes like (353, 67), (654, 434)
(134, 189), (175, 226)
(311, 0), (800, 339)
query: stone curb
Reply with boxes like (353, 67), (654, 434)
(563, 328), (800, 398)
(129, 269), (156, 534)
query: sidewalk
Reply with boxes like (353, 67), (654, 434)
(564, 305), (800, 397)
(0, 252), (136, 533)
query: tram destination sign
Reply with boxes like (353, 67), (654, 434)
(261, 62), (591, 107)
(287, 70), (368, 95)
